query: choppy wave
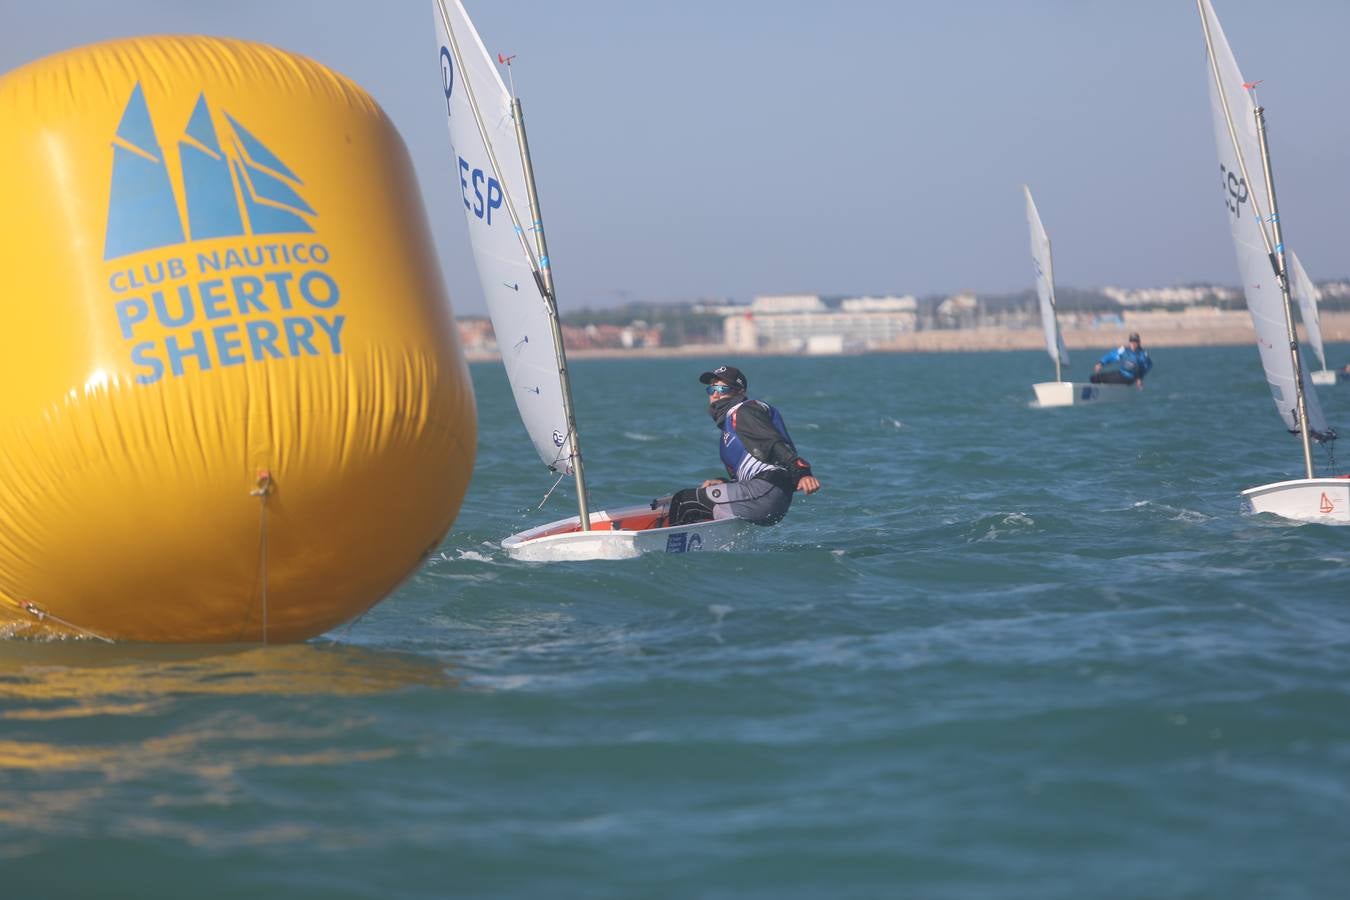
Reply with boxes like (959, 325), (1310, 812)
(5, 347), (1350, 898)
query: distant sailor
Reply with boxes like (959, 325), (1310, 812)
(1091, 332), (1153, 388)
(664, 364), (820, 526)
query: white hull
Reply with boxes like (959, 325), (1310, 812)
(502, 503), (750, 561)
(1032, 381), (1135, 408)
(1309, 369), (1338, 386)
(1241, 477), (1350, 524)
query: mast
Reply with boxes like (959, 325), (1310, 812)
(1197, 0), (1315, 478)
(511, 95), (591, 529)
(1252, 102), (1315, 478)
(1047, 253), (1058, 383)
(1042, 223), (1062, 384)
(1051, 309), (1062, 382)
(1045, 218), (1061, 384)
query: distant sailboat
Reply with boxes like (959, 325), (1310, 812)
(1197, 0), (1345, 523)
(1023, 185), (1132, 408)
(1287, 250), (1337, 386)
(433, 0), (750, 559)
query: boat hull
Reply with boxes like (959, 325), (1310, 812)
(502, 503), (750, 561)
(1309, 369), (1339, 387)
(1032, 381), (1135, 408)
(1241, 477), (1350, 524)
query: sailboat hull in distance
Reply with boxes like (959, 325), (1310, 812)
(1309, 370), (1339, 387)
(1242, 478), (1350, 524)
(1032, 382), (1135, 408)
(503, 504), (749, 562)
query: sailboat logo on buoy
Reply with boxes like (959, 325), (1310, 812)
(104, 83), (315, 259)
(1319, 492), (1335, 514)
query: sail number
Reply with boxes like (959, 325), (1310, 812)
(459, 157), (503, 225)
(1220, 163), (1248, 219)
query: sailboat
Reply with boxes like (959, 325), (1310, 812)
(1197, 0), (1346, 524)
(1288, 250), (1337, 386)
(433, 0), (750, 559)
(1023, 185), (1132, 407)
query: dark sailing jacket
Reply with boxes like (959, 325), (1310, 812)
(713, 398), (813, 487)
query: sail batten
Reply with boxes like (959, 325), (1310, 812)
(1197, 0), (1328, 438)
(435, 0), (574, 473)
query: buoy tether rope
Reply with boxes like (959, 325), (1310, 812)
(250, 470), (274, 644)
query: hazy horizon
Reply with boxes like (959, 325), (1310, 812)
(4, 1), (1349, 316)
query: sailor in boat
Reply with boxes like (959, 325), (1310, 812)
(1090, 332), (1153, 389)
(664, 365), (820, 527)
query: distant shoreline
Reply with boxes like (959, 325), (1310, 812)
(463, 310), (1350, 362)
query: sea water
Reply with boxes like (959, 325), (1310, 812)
(3, 346), (1349, 898)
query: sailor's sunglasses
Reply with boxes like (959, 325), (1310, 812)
(706, 384), (736, 395)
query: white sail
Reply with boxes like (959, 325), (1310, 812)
(1198, 0), (1328, 436)
(1287, 250), (1327, 372)
(1023, 185), (1069, 370)
(434, 0), (573, 472)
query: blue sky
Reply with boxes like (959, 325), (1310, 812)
(4, 1), (1350, 316)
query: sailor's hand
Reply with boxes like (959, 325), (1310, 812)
(700, 478), (725, 488)
(796, 475), (820, 495)
(1135, 380), (1144, 391)
(1094, 363), (1103, 373)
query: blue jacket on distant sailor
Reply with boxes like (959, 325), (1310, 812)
(1098, 345), (1153, 382)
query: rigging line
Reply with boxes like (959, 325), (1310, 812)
(250, 471), (273, 645)
(537, 470), (566, 510)
(260, 496), (269, 644)
(549, 436), (572, 469)
(329, 612), (367, 646)
(17, 601), (114, 643)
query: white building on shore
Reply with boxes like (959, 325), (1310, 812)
(724, 294), (918, 353)
(1102, 284), (1241, 306)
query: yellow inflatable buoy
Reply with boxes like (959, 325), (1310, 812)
(0, 36), (476, 642)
